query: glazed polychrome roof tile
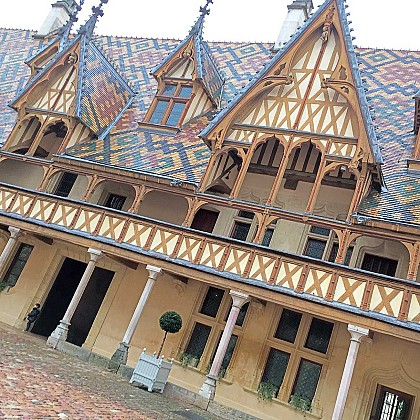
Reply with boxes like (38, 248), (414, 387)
(1, 29), (420, 223)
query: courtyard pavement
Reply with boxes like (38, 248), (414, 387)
(0, 322), (219, 419)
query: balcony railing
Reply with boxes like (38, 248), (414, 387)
(0, 184), (419, 332)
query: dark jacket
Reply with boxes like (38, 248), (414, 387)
(27, 307), (40, 322)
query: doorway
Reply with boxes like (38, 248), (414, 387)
(32, 257), (114, 346)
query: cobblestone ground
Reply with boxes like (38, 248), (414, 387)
(0, 323), (219, 419)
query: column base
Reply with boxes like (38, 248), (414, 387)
(111, 342), (129, 364)
(198, 374), (217, 401)
(46, 320), (70, 349)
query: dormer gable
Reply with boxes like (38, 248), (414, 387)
(4, 0), (135, 159)
(141, 0), (223, 132)
(199, 0), (383, 220)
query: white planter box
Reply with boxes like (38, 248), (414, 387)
(130, 349), (173, 393)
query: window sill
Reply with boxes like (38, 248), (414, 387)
(243, 387), (323, 419)
(137, 121), (180, 135)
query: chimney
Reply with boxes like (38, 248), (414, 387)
(272, 0), (314, 52)
(35, 0), (78, 38)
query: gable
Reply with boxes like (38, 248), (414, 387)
(201, 0), (380, 167)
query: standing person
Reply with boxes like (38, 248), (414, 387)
(24, 304), (41, 332)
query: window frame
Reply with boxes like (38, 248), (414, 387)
(302, 226), (353, 265)
(180, 285), (249, 379)
(2, 242), (34, 288)
(146, 81), (193, 127)
(257, 306), (335, 406)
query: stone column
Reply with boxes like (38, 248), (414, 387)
(111, 265), (162, 364)
(332, 324), (369, 420)
(0, 227), (22, 277)
(47, 248), (102, 348)
(198, 290), (249, 401)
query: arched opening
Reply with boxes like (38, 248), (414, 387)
(89, 180), (136, 211)
(238, 136), (284, 204)
(313, 164), (357, 219)
(46, 171), (88, 200)
(8, 117), (41, 153)
(0, 159), (44, 190)
(36, 121), (68, 159)
(353, 236), (410, 279)
(203, 150), (242, 196)
(276, 141), (322, 212)
(138, 190), (189, 225)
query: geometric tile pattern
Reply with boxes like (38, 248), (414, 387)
(78, 43), (133, 138)
(1, 29), (420, 224)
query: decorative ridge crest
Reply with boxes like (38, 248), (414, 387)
(190, 0), (213, 37)
(78, 0), (109, 42)
(59, 0), (84, 51)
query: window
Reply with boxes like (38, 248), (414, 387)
(54, 172), (77, 197)
(182, 286), (249, 375)
(147, 82), (192, 127)
(304, 318), (334, 354)
(2, 243), (34, 287)
(104, 194), (126, 211)
(230, 211), (255, 242)
(304, 226), (353, 265)
(361, 254), (398, 277)
(259, 308), (334, 406)
(370, 385), (413, 420)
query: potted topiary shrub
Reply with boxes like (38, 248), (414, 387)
(130, 311), (182, 393)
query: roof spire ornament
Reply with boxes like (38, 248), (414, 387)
(59, 0), (85, 51)
(190, 0), (213, 37)
(78, 0), (109, 41)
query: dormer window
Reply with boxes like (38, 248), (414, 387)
(147, 82), (193, 127)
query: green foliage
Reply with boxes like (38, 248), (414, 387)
(180, 352), (199, 368)
(289, 395), (312, 412)
(0, 281), (8, 292)
(159, 311), (182, 334)
(257, 382), (278, 401)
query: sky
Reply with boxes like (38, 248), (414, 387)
(0, 0), (419, 51)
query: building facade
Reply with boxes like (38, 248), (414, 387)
(0, 0), (419, 418)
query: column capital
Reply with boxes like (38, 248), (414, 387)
(88, 248), (103, 262)
(229, 290), (250, 309)
(8, 226), (22, 240)
(348, 324), (369, 343)
(146, 265), (163, 280)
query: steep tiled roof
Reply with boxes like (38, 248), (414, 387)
(0, 28), (419, 224)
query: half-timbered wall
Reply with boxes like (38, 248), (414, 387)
(184, 85), (213, 124)
(8, 117), (41, 152)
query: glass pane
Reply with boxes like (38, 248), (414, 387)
(179, 86), (193, 98)
(104, 194), (126, 210)
(3, 244), (34, 287)
(200, 286), (224, 317)
(185, 322), (211, 359)
(305, 318), (334, 354)
(274, 309), (302, 343)
(292, 359), (322, 402)
(238, 211), (254, 219)
(55, 172), (77, 197)
(210, 333), (238, 377)
(361, 253), (397, 277)
(373, 386), (413, 420)
(344, 247), (353, 266)
(166, 102), (186, 126)
(162, 84), (177, 96)
(304, 239), (327, 259)
(262, 229), (274, 247)
(231, 222), (251, 241)
(309, 226), (330, 236)
(329, 244), (353, 266)
(225, 301), (249, 326)
(150, 100), (169, 124)
(261, 348), (290, 392)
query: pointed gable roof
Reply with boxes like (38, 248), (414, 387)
(9, 0), (135, 140)
(151, 0), (224, 106)
(201, 0), (382, 167)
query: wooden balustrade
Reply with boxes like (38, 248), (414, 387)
(1, 185), (420, 328)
